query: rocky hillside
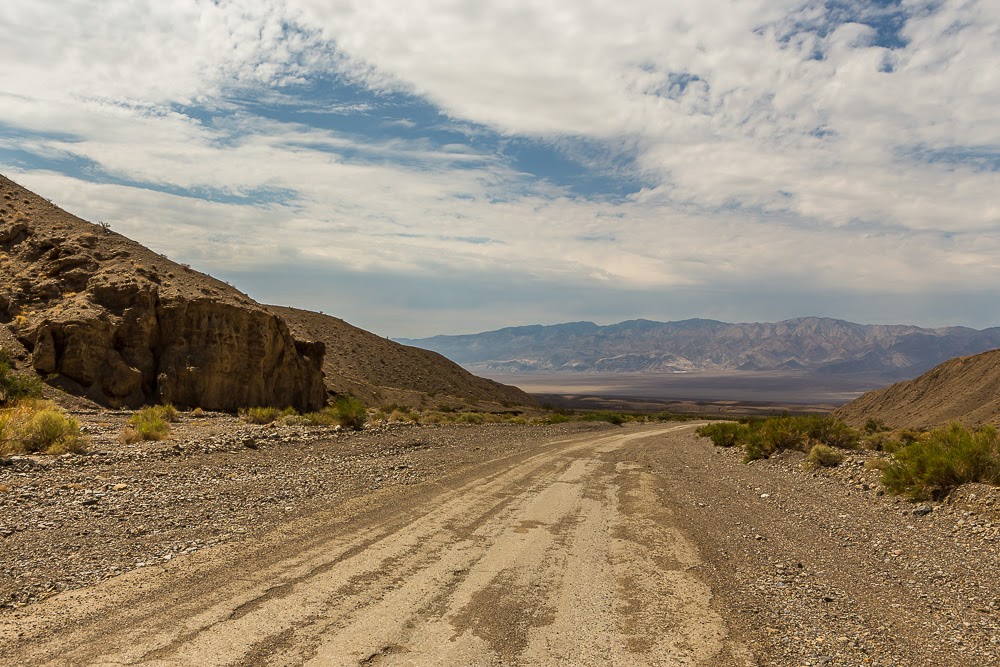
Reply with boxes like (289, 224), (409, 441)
(268, 306), (534, 409)
(0, 174), (326, 411)
(834, 349), (1000, 429)
(399, 318), (1000, 378)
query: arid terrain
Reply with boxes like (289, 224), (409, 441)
(3, 173), (1000, 667)
(836, 348), (1000, 429)
(2, 417), (998, 666)
(0, 174), (533, 412)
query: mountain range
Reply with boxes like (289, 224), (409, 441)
(398, 318), (1000, 379)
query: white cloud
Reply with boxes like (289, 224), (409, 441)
(1, 0), (999, 335)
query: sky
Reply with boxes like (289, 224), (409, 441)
(1, 0), (999, 338)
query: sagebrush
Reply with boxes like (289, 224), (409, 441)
(0, 400), (86, 455)
(881, 423), (1000, 500)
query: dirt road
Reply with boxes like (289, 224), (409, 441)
(2, 424), (997, 666)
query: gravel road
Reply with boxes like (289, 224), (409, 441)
(1, 420), (998, 666)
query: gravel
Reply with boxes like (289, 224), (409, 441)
(650, 433), (1000, 667)
(0, 411), (596, 610)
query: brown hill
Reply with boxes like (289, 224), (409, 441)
(267, 305), (535, 409)
(834, 349), (1000, 429)
(0, 174), (326, 411)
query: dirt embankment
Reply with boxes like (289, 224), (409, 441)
(835, 348), (1000, 429)
(2, 421), (998, 666)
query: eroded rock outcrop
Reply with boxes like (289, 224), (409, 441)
(0, 175), (325, 411)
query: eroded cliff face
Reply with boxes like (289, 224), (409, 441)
(0, 176), (326, 412)
(24, 290), (326, 411)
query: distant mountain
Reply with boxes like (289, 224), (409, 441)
(834, 349), (1000, 428)
(268, 306), (534, 409)
(397, 317), (1000, 379)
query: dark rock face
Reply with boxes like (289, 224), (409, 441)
(22, 289), (326, 412)
(0, 174), (326, 412)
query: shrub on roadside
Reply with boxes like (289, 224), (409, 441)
(0, 347), (43, 404)
(122, 405), (173, 443)
(696, 415), (859, 462)
(239, 406), (283, 424)
(578, 411), (628, 426)
(881, 423), (1000, 500)
(0, 400), (86, 455)
(333, 396), (367, 431)
(455, 412), (485, 425)
(696, 422), (743, 448)
(806, 444), (845, 468)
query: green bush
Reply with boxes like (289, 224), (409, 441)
(124, 406), (172, 442)
(865, 417), (890, 434)
(697, 415), (859, 462)
(0, 400), (86, 455)
(240, 406), (283, 424)
(578, 411), (627, 426)
(649, 412), (694, 422)
(456, 412), (485, 425)
(807, 444), (845, 468)
(546, 413), (572, 425)
(882, 423), (1000, 500)
(333, 396), (367, 431)
(696, 422), (743, 448)
(0, 347), (43, 404)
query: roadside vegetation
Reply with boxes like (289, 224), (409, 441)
(235, 398), (701, 431)
(697, 415), (860, 462)
(0, 399), (86, 455)
(0, 347), (43, 403)
(696, 414), (1000, 501)
(0, 348), (85, 455)
(239, 396), (369, 431)
(879, 423), (1000, 500)
(122, 404), (178, 443)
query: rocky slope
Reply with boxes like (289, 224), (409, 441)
(0, 174), (318, 411)
(268, 306), (534, 408)
(834, 348), (1000, 429)
(399, 317), (1000, 378)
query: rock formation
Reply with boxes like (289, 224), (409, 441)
(0, 174), (325, 411)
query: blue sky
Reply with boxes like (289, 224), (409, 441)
(1, 0), (998, 337)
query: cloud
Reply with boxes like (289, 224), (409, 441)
(1, 1), (999, 336)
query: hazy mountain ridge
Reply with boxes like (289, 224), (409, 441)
(398, 317), (1000, 378)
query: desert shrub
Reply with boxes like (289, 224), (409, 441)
(881, 423), (1000, 500)
(0, 400), (86, 455)
(190, 407), (205, 417)
(0, 347), (43, 404)
(578, 411), (628, 426)
(546, 413), (572, 425)
(698, 415), (859, 462)
(124, 406), (172, 442)
(417, 411), (449, 425)
(696, 422), (743, 448)
(807, 444), (845, 468)
(802, 416), (860, 450)
(455, 412), (485, 425)
(333, 396), (367, 431)
(757, 416), (807, 451)
(865, 417), (890, 434)
(240, 406), (283, 424)
(649, 412), (694, 422)
(148, 404), (178, 423)
(388, 409), (415, 423)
